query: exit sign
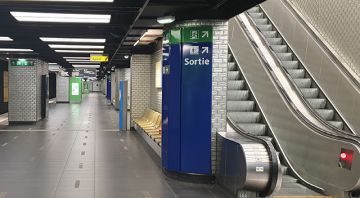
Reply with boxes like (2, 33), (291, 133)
(10, 59), (35, 66)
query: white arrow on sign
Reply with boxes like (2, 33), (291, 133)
(202, 31), (209, 38)
(201, 47), (209, 54)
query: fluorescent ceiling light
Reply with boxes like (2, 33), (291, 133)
(157, 16), (175, 24)
(0, 37), (13, 41)
(41, 37), (106, 43)
(0, 48), (33, 52)
(48, 63), (58, 65)
(73, 64), (100, 68)
(17, 0), (113, 2)
(69, 61), (100, 64)
(64, 56), (90, 59)
(11, 12), (111, 23)
(66, 59), (92, 62)
(49, 44), (104, 49)
(55, 50), (103, 53)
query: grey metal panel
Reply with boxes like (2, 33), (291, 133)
(229, 18), (360, 195)
(260, 0), (360, 135)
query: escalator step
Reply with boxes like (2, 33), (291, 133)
(249, 12), (264, 19)
(276, 52), (293, 61)
(259, 136), (272, 142)
(228, 54), (233, 62)
(328, 121), (344, 129)
(228, 80), (245, 90)
(227, 90), (249, 100)
(261, 31), (277, 38)
(257, 24), (273, 31)
(228, 62), (237, 71)
(228, 112), (262, 123)
(282, 175), (298, 183)
(281, 165), (289, 175)
(294, 78), (312, 88)
(271, 45), (288, 53)
(316, 109), (335, 120)
(236, 123), (267, 136)
(307, 98), (326, 109)
(227, 101), (255, 112)
(300, 88), (319, 98)
(282, 61), (299, 69)
(266, 37), (282, 45)
(286, 69), (305, 78)
(247, 7), (260, 13)
(228, 71), (240, 80)
(253, 18), (269, 25)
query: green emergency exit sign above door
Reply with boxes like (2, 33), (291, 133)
(182, 26), (213, 43)
(10, 59), (35, 66)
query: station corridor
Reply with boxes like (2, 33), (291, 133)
(0, 93), (229, 198)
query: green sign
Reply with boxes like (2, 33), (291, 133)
(10, 59), (34, 66)
(182, 26), (213, 43)
(170, 28), (182, 44)
(69, 77), (82, 103)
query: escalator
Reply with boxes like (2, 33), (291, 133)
(217, 9), (360, 198)
(246, 6), (351, 133)
(227, 53), (323, 197)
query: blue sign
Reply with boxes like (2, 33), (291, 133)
(119, 81), (124, 130)
(181, 42), (213, 175)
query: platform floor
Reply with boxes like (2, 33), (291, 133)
(0, 93), (230, 198)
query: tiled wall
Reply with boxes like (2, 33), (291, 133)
(130, 55), (151, 121)
(286, 0), (360, 78)
(9, 59), (48, 122)
(150, 49), (163, 113)
(56, 74), (69, 102)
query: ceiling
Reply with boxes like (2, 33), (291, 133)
(0, 0), (264, 75)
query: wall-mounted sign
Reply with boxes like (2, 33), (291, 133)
(90, 55), (109, 62)
(10, 59), (34, 66)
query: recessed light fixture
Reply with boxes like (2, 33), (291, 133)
(11, 12), (111, 23)
(55, 50), (104, 53)
(124, 55), (129, 59)
(49, 44), (105, 49)
(157, 15), (175, 24)
(0, 37), (13, 41)
(41, 37), (106, 43)
(0, 48), (33, 52)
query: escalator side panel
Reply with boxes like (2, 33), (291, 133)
(260, 0), (360, 135)
(229, 18), (360, 193)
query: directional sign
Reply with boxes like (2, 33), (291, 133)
(10, 59), (34, 66)
(90, 55), (109, 62)
(182, 26), (213, 43)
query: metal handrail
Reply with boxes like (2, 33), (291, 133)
(226, 116), (280, 196)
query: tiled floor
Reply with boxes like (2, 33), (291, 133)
(0, 93), (231, 198)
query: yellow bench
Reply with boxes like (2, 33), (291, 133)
(133, 109), (162, 147)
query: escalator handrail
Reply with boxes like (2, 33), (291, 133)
(239, 12), (360, 141)
(228, 44), (324, 194)
(280, 0), (360, 94)
(232, 15), (360, 193)
(246, 7), (359, 137)
(259, 5), (360, 135)
(254, 5), (357, 136)
(226, 116), (280, 197)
